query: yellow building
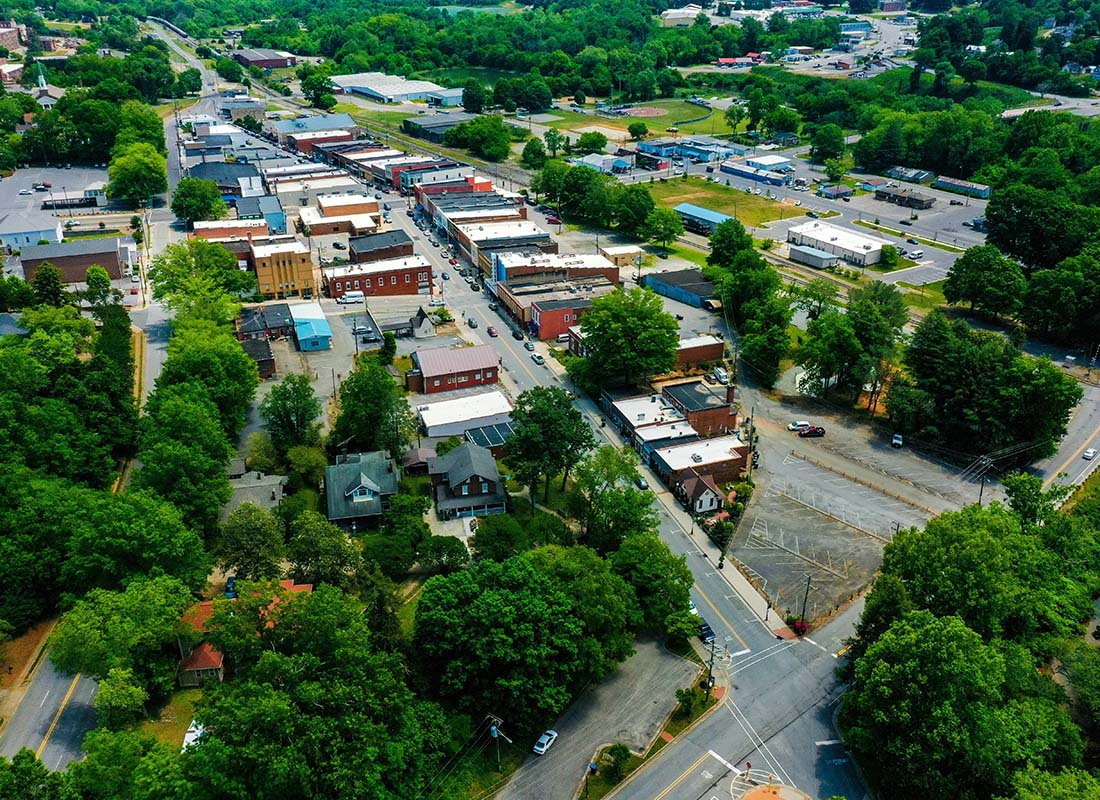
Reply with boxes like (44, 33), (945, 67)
(251, 240), (315, 300)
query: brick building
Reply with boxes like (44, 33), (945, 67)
(191, 219), (269, 240)
(651, 434), (748, 488)
(406, 344), (499, 394)
(661, 379), (737, 436)
(232, 48), (296, 69)
(286, 130), (354, 155)
(350, 229), (413, 263)
(676, 335), (725, 368)
(497, 276), (616, 339)
(492, 252), (621, 290)
(323, 255), (433, 300)
(251, 240), (315, 300)
(20, 237), (132, 283)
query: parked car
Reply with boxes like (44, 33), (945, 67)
(467, 318), (478, 328)
(688, 600), (699, 616)
(906, 238), (919, 245)
(18, 188), (31, 195)
(892, 433), (904, 448)
(129, 287), (139, 295)
(332, 242), (347, 250)
(799, 425), (826, 438)
(487, 326), (499, 337)
(546, 216), (561, 225)
(698, 620), (716, 644)
(787, 420), (811, 431)
(524, 341), (535, 351)
(533, 730), (558, 755)
(406, 209), (415, 216)
(449, 257), (458, 265)
(470, 282), (480, 292)
(531, 353), (545, 365)
(806, 210), (819, 218)
(634, 475), (650, 490)
(383, 203), (391, 211)
(428, 298), (445, 307)
(441, 272), (450, 280)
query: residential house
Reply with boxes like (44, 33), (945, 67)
(324, 451), (400, 531)
(427, 442), (507, 519)
(678, 473), (724, 514)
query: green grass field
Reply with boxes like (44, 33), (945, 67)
(140, 689), (202, 748)
(646, 176), (806, 228)
(897, 279), (947, 312)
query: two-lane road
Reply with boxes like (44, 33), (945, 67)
(0, 659), (96, 771)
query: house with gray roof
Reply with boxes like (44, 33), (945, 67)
(325, 451), (400, 531)
(0, 211), (63, 251)
(426, 442), (507, 519)
(20, 237), (133, 283)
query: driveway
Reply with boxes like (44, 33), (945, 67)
(498, 639), (700, 800)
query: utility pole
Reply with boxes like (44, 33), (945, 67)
(704, 638), (719, 702)
(488, 714), (511, 773)
(800, 574), (812, 626)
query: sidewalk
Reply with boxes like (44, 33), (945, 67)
(541, 356), (795, 639)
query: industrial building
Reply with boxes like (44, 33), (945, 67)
(330, 72), (445, 103)
(719, 160), (790, 186)
(641, 269), (716, 308)
(745, 154), (792, 172)
(402, 112), (481, 144)
(788, 243), (841, 270)
(786, 221), (888, 267)
(933, 176), (991, 199)
(673, 203), (735, 235)
(232, 48), (295, 69)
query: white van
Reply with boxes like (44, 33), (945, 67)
(555, 333), (570, 343)
(337, 291), (364, 304)
(712, 366), (729, 385)
(909, 249), (924, 259)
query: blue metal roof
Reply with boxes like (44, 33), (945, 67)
(673, 203), (734, 226)
(294, 318), (333, 339)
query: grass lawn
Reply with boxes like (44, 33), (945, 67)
(647, 176), (806, 228)
(897, 279), (947, 312)
(396, 578), (426, 637)
(140, 689), (202, 748)
(415, 66), (518, 87)
(331, 103), (417, 131)
(866, 255), (917, 273)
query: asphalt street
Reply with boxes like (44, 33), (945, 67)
(0, 659), (96, 771)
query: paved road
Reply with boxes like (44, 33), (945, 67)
(0, 659), (96, 771)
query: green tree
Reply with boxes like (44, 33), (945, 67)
(574, 287), (679, 387)
(741, 321), (790, 388)
(107, 142), (167, 204)
(1005, 767), (1100, 800)
(462, 79), (487, 113)
(259, 373), (322, 458)
(470, 514), (528, 561)
(177, 67), (202, 95)
(50, 576), (196, 699)
(84, 265), (114, 307)
(149, 239), (257, 306)
(414, 557), (589, 731)
(567, 445), (641, 533)
(214, 56), (244, 83)
(724, 103), (746, 132)
(944, 244), (1026, 318)
(796, 310), (863, 397)
(628, 121), (649, 140)
(604, 743), (632, 783)
(287, 511), (361, 590)
(764, 105), (800, 136)
(443, 115), (512, 162)
(795, 278), (839, 320)
(543, 129), (566, 158)
(639, 207), (684, 250)
(330, 357), (414, 456)
(94, 667), (148, 730)
(615, 184), (656, 235)
(823, 158), (846, 183)
(611, 533), (693, 634)
(417, 536), (470, 575)
(300, 69), (334, 108)
(959, 58), (987, 87)
(0, 751), (75, 800)
(521, 137), (548, 169)
(809, 123), (845, 162)
(219, 502), (285, 581)
(171, 177), (228, 229)
(576, 130), (608, 155)
(31, 262), (67, 308)
(507, 385), (596, 505)
(707, 218), (754, 267)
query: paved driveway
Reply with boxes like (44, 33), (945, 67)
(498, 639), (700, 800)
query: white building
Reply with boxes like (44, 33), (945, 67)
(787, 222), (889, 267)
(745, 154), (792, 172)
(0, 212), (63, 250)
(330, 72), (445, 103)
(418, 390), (514, 438)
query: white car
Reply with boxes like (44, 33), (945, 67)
(18, 188), (31, 195)
(1085, 448), (1097, 461)
(688, 601), (699, 616)
(533, 730), (558, 755)
(787, 420), (811, 431)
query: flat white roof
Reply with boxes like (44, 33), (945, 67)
(287, 129), (353, 141)
(194, 219), (268, 230)
(323, 255), (431, 279)
(331, 72), (443, 95)
(498, 252), (617, 270)
(299, 206), (377, 230)
(287, 301), (327, 321)
(417, 390), (513, 429)
(317, 193), (376, 209)
(788, 221), (888, 252)
(445, 209), (522, 223)
(457, 221), (548, 242)
(747, 154), (790, 166)
(655, 434), (746, 470)
(344, 149), (404, 163)
(635, 420), (698, 443)
(613, 394), (684, 427)
(600, 244), (645, 256)
(252, 240), (310, 258)
(679, 334), (724, 349)
(276, 177), (361, 194)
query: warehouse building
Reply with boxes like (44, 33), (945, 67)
(719, 160), (790, 186)
(641, 269), (716, 308)
(673, 203), (735, 235)
(933, 176), (991, 199)
(745, 154), (792, 172)
(331, 72), (445, 103)
(232, 48), (295, 69)
(787, 221), (888, 267)
(788, 243), (841, 269)
(402, 112), (480, 143)
(874, 186), (935, 210)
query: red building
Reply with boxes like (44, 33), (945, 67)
(530, 298), (594, 341)
(232, 48), (296, 69)
(323, 255), (433, 300)
(661, 379), (737, 436)
(406, 344), (499, 394)
(676, 335), (725, 368)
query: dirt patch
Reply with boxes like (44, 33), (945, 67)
(625, 106), (667, 117)
(572, 124), (630, 141)
(1, 621), (53, 690)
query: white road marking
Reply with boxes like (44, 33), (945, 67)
(39, 690), (50, 707)
(708, 749), (741, 774)
(815, 739), (842, 746)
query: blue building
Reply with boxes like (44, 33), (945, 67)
(235, 194), (287, 235)
(673, 203), (736, 235)
(641, 268), (716, 308)
(289, 302), (333, 351)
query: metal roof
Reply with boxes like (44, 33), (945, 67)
(413, 344), (498, 378)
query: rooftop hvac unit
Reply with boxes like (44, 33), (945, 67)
(650, 395), (657, 403)
(691, 453), (704, 463)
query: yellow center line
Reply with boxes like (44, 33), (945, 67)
(471, 308), (542, 386)
(1044, 425), (1100, 488)
(652, 752), (711, 800)
(36, 674), (80, 757)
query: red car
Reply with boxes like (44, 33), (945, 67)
(546, 216), (562, 225)
(449, 257), (457, 265)
(798, 426), (826, 438)
(129, 287), (139, 295)
(487, 326), (499, 337)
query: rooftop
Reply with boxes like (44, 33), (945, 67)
(21, 237), (121, 261)
(600, 244), (645, 256)
(457, 220), (549, 243)
(323, 255), (431, 280)
(349, 229), (413, 254)
(655, 434), (746, 471)
(330, 72), (444, 95)
(317, 193), (377, 209)
(612, 394), (685, 427)
(271, 114), (357, 135)
(236, 194), (283, 217)
(634, 419), (699, 443)
(413, 343), (499, 378)
(465, 421), (517, 450)
(679, 334), (724, 350)
(298, 206), (377, 231)
(427, 442), (500, 488)
(288, 301), (327, 321)
(498, 252), (617, 271)
(417, 390), (513, 429)
(645, 268), (715, 294)
(747, 154), (790, 165)
(673, 203), (735, 226)
(252, 240), (309, 258)
(325, 451), (399, 522)
(788, 221), (889, 252)
(193, 218), (268, 231)
(408, 112), (480, 131)
(503, 275), (616, 308)
(664, 379), (728, 413)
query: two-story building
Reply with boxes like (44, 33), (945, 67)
(405, 344), (499, 394)
(323, 255), (433, 300)
(324, 451), (400, 531)
(427, 442), (507, 519)
(349, 229), (414, 263)
(661, 379), (737, 436)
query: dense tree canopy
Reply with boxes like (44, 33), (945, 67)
(572, 287), (679, 387)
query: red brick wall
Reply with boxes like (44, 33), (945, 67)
(328, 265), (434, 299)
(531, 304), (587, 340)
(684, 406), (738, 437)
(676, 341), (724, 367)
(420, 367), (498, 394)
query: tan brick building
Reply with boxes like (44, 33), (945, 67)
(251, 240), (315, 300)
